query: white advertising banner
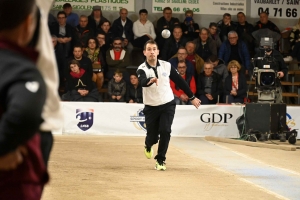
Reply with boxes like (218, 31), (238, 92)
(59, 102), (300, 139)
(61, 102), (243, 138)
(52, 0), (135, 12)
(152, 0), (246, 15)
(250, 0), (299, 19)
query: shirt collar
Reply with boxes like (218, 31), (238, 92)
(145, 60), (160, 69)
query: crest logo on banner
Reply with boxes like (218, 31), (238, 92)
(130, 108), (146, 131)
(286, 113), (296, 130)
(76, 109), (94, 131)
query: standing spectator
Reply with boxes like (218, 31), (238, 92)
(209, 22), (222, 49)
(75, 15), (94, 48)
(106, 37), (131, 82)
(224, 60), (247, 103)
(49, 11), (74, 58)
(193, 28), (217, 62)
(63, 3), (79, 28)
(88, 6), (108, 35)
(181, 10), (200, 40)
(65, 60), (99, 102)
(236, 12), (254, 56)
(207, 55), (228, 83)
(196, 62), (223, 104)
(0, 0), (48, 198)
(218, 31), (251, 75)
(100, 20), (114, 49)
(290, 18), (300, 61)
(108, 70), (126, 102)
(161, 26), (188, 60)
(83, 38), (106, 91)
(156, 7), (180, 50)
(126, 74), (143, 103)
(169, 46), (194, 77)
(217, 13), (237, 42)
(136, 40), (201, 171)
(185, 41), (204, 75)
(132, 9), (156, 49)
(111, 8), (134, 55)
(170, 61), (196, 105)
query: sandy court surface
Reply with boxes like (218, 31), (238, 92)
(42, 136), (300, 200)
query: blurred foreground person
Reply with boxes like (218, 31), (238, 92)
(0, 0), (50, 199)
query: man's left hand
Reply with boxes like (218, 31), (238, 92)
(277, 71), (284, 78)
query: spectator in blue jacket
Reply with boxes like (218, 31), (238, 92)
(218, 31), (251, 75)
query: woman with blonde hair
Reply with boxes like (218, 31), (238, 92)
(224, 60), (247, 103)
(290, 18), (300, 61)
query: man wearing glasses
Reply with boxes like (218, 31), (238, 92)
(218, 30), (251, 75)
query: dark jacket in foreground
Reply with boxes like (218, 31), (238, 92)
(126, 83), (143, 103)
(0, 39), (48, 200)
(224, 72), (247, 99)
(196, 71), (223, 100)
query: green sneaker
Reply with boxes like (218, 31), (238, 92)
(144, 146), (153, 159)
(155, 160), (166, 171)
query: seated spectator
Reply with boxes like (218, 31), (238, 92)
(185, 41), (204, 76)
(193, 28), (217, 62)
(181, 10), (200, 40)
(88, 6), (108, 35)
(68, 45), (93, 81)
(64, 60), (99, 102)
(96, 31), (109, 62)
(63, 3), (79, 28)
(83, 37), (106, 91)
(169, 46), (194, 77)
(49, 11), (74, 58)
(100, 20), (114, 49)
(75, 15), (94, 48)
(218, 31), (250, 75)
(290, 18), (300, 61)
(196, 62), (222, 104)
(132, 9), (156, 49)
(224, 60), (247, 103)
(207, 55), (228, 83)
(209, 22), (222, 49)
(236, 12), (255, 56)
(161, 26), (188, 60)
(126, 74), (143, 103)
(108, 70), (126, 102)
(217, 13), (237, 42)
(52, 35), (66, 88)
(106, 37), (131, 82)
(111, 8), (134, 55)
(170, 61), (196, 105)
(156, 7), (180, 50)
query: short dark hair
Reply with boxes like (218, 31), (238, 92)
(163, 7), (172, 13)
(177, 46), (187, 52)
(63, 3), (72, 9)
(237, 12), (245, 16)
(57, 11), (67, 18)
(139, 9), (148, 15)
(69, 59), (81, 68)
(100, 19), (111, 26)
(208, 55), (219, 62)
(0, 0), (35, 31)
(260, 11), (269, 16)
(143, 40), (158, 50)
(223, 13), (231, 18)
(73, 44), (83, 50)
(178, 60), (186, 66)
(113, 37), (123, 43)
(209, 22), (217, 28)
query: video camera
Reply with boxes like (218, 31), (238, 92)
(251, 37), (279, 103)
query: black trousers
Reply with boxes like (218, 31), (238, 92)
(39, 131), (53, 167)
(143, 100), (176, 162)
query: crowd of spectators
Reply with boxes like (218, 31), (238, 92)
(51, 3), (293, 104)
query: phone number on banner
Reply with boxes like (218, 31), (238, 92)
(250, 0), (299, 19)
